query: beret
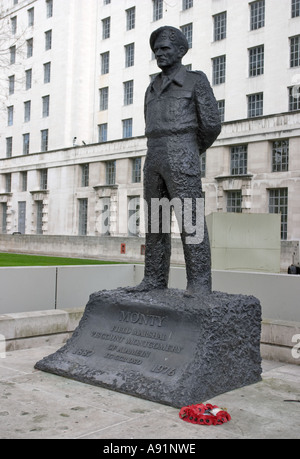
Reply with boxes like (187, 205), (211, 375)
(150, 26), (189, 55)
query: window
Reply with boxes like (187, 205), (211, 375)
(1, 203), (8, 234)
(41, 129), (49, 151)
(21, 171), (27, 192)
(181, 23), (193, 48)
(8, 106), (14, 126)
(5, 174), (12, 193)
(46, 0), (53, 18)
(28, 8), (34, 26)
(212, 55), (226, 85)
(128, 197), (140, 237)
(227, 190), (242, 213)
(23, 133), (30, 155)
(42, 95), (50, 117)
(248, 92), (263, 117)
(40, 169), (48, 190)
(100, 87), (109, 110)
(18, 202), (26, 234)
(98, 123), (108, 142)
(10, 45), (16, 64)
(24, 101), (31, 122)
(289, 86), (300, 110)
(45, 30), (52, 50)
(250, 0), (265, 30)
(11, 16), (17, 34)
(78, 199), (88, 235)
(183, 0), (193, 10)
(124, 80), (134, 105)
(272, 140), (289, 172)
(132, 157), (142, 183)
(104, 0), (111, 4)
(101, 52), (109, 74)
(81, 164), (89, 187)
(106, 161), (116, 185)
(27, 39), (33, 58)
(269, 188), (288, 240)
(9, 75), (15, 94)
(290, 35), (300, 67)
(249, 45), (264, 76)
(292, 0), (300, 17)
(214, 12), (227, 41)
(6, 138), (12, 158)
(102, 17), (110, 39)
(36, 201), (43, 234)
(230, 145), (248, 175)
(44, 62), (51, 83)
(217, 100), (225, 122)
(153, 0), (163, 21)
(123, 118), (133, 138)
(125, 43), (135, 67)
(126, 7), (135, 30)
(25, 69), (32, 89)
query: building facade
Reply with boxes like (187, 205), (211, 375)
(0, 0), (300, 269)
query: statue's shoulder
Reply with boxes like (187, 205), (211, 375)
(187, 70), (208, 81)
(146, 73), (161, 91)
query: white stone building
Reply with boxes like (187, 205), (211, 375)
(0, 0), (299, 269)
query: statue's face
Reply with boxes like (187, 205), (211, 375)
(153, 38), (184, 71)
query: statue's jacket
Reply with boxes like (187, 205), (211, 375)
(144, 65), (221, 159)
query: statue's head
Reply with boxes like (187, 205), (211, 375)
(150, 26), (189, 71)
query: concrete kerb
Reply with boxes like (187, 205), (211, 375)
(0, 308), (84, 352)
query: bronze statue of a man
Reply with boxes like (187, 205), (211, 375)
(135, 26), (221, 296)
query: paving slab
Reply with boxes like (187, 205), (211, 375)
(0, 346), (299, 439)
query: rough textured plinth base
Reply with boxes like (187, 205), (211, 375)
(35, 288), (262, 408)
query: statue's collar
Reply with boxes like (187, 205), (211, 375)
(168, 65), (187, 86)
(151, 65), (187, 92)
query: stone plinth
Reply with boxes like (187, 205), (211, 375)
(35, 288), (262, 408)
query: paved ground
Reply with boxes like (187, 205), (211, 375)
(0, 345), (299, 439)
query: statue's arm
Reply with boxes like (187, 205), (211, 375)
(194, 72), (222, 154)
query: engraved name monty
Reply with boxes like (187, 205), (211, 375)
(118, 310), (167, 327)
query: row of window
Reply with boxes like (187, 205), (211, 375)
(100, 29), (300, 85)
(6, 130), (49, 157)
(98, 119), (133, 143)
(227, 140), (290, 176)
(0, 200), (45, 235)
(212, 37), (300, 87)
(9, 62), (51, 96)
(0, 184), (288, 239)
(97, 83), (300, 138)
(2, 168), (47, 195)
(80, 157), (142, 188)
(9, 29), (52, 65)
(1, 158), (141, 198)
(11, 0), (53, 31)
(101, 1), (300, 43)
(7, 95), (50, 125)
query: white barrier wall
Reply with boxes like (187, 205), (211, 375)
(0, 265), (136, 314)
(0, 267), (57, 314)
(0, 264), (299, 323)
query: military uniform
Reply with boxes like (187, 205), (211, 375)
(142, 65), (221, 293)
